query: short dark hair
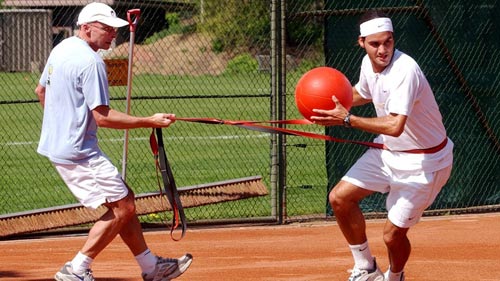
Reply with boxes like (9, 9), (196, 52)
(359, 10), (390, 25)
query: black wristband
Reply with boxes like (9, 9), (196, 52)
(343, 112), (352, 128)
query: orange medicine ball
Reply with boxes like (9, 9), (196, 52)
(294, 67), (353, 121)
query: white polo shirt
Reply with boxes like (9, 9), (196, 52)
(355, 49), (453, 172)
(37, 36), (109, 164)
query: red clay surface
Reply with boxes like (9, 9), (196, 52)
(1, 213), (499, 281)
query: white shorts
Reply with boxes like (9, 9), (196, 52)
(53, 155), (129, 209)
(342, 148), (453, 228)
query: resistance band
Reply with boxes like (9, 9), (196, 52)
(175, 117), (386, 149)
(150, 128), (187, 241)
(174, 117), (448, 154)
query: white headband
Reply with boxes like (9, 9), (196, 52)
(359, 17), (393, 37)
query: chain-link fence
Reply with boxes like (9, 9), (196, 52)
(0, 0), (499, 236)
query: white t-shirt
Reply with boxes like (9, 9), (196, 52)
(354, 49), (453, 172)
(37, 36), (109, 164)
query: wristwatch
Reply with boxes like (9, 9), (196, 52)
(343, 112), (352, 128)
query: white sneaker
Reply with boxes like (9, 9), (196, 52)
(54, 262), (94, 281)
(142, 253), (193, 281)
(348, 258), (384, 281)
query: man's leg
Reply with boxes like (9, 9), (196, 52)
(80, 191), (138, 258)
(329, 180), (375, 245)
(114, 187), (194, 280)
(116, 187), (149, 255)
(383, 221), (410, 272)
(329, 180), (385, 281)
(383, 221), (409, 280)
(118, 202), (158, 276)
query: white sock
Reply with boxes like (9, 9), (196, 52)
(71, 252), (93, 275)
(385, 269), (404, 281)
(349, 241), (374, 270)
(135, 249), (157, 274)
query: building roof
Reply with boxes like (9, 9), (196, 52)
(4, 0), (114, 6)
(3, 0), (192, 8)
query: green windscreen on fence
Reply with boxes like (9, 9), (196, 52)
(324, 0), (500, 214)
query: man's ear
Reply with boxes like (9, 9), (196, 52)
(81, 23), (92, 34)
(357, 36), (365, 48)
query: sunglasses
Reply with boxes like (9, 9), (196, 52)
(89, 23), (117, 33)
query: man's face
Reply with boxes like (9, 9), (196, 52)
(84, 22), (117, 51)
(358, 31), (394, 73)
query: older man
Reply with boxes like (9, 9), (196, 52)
(35, 3), (192, 281)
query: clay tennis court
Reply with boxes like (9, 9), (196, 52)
(1, 212), (499, 281)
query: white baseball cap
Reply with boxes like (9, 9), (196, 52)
(77, 2), (128, 28)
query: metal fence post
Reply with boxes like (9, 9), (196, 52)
(270, 0), (278, 220)
(271, 0), (287, 224)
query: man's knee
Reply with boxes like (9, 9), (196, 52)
(328, 186), (343, 211)
(108, 192), (137, 220)
(328, 181), (370, 211)
(383, 223), (409, 247)
(122, 192), (137, 216)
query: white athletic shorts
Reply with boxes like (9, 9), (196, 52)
(342, 148), (453, 228)
(53, 155), (129, 209)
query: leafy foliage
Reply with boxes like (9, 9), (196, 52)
(143, 12), (196, 45)
(224, 53), (259, 74)
(198, 0), (270, 52)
